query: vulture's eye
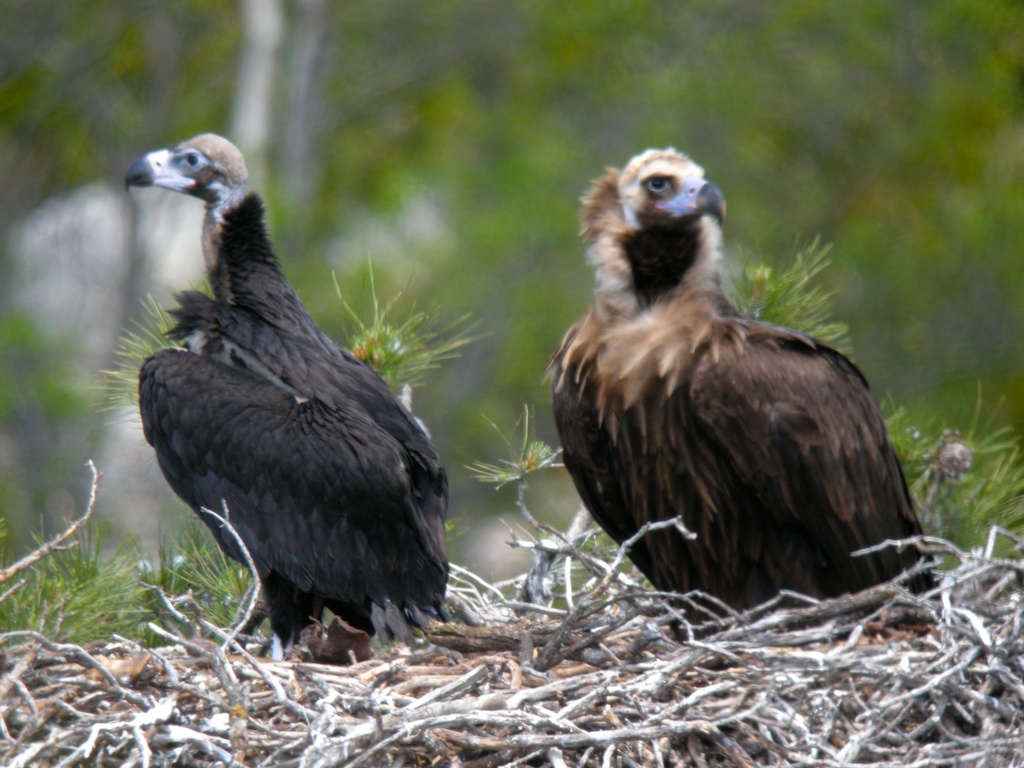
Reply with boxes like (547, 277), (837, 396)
(184, 152), (201, 168)
(644, 176), (671, 194)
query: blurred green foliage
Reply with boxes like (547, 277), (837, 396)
(0, 1), (1022, 565)
(889, 403), (1024, 551)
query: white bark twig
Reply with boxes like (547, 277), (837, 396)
(0, 460), (100, 584)
(201, 501), (263, 653)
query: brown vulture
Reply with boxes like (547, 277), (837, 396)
(126, 134), (448, 658)
(549, 148), (930, 609)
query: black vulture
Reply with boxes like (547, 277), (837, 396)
(126, 134), (448, 658)
(549, 148), (930, 608)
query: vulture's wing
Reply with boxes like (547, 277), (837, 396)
(688, 326), (925, 593)
(170, 289), (446, 489)
(139, 347), (448, 615)
(551, 334), (657, 581)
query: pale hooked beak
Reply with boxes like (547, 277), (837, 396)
(125, 149), (196, 193)
(656, 178), (726, 225)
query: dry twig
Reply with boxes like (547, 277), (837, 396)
(0, 461), (100, 586)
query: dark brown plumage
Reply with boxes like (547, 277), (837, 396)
(126, 134), (448, 658)
(549, 148), (930, 608)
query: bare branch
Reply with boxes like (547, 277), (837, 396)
(0, 460), (100, 584)
(200, 501), (263, 652)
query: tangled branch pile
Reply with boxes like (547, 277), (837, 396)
(2, 524), (1023, 767)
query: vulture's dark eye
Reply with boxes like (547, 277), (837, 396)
(184, 152), (201, 168)
(644, 176), (671, 194)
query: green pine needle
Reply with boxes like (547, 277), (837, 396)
(336, 271), (478, 393)
(887, 398), (1024, 548)
(0, 524), (151, 643)
(468, 405), (561, 488)
(101, 294), (178, 412)
(139, 516), (255, 642)
(732, 238), (852, 353)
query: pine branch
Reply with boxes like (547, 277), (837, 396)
(336, 269), (479, 393)
(0, 461), (99, 585)
(468, 405), (561, 490)
(732, 238), (851, 353)
(100, 294), (178, 412)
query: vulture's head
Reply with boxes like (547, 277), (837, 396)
(616, 149), (725, 230)
(126, 134), (248, 212)
(582, 148), (726, 309)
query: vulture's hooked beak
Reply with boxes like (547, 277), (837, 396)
(125, 156), (154, 190)
(657, 179), (726, 225)
(125, 149), (195, 193)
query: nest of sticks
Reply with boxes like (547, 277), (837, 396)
(2, 507), (1024, 768)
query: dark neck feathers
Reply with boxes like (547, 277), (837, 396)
(622, 223), (703, 307)
(213, 194), (284, 280)
(209, 193), (320, 336)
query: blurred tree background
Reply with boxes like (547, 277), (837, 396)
(1, 0), (1022, 578)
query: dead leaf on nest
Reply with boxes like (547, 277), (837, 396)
(85, 651), (151, 684)
(302, 618), (372, 665)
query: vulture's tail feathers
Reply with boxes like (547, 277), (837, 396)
(371, 600), (415, 646)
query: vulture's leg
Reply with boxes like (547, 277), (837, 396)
(262, 571), (317, 659)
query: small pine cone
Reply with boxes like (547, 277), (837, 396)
(937, 436), (972, 484)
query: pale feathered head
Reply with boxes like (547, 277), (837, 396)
(126, 134), (248, 211)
